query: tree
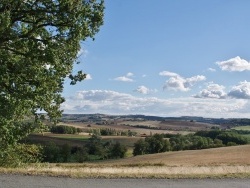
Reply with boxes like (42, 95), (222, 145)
(133, 134), (170, 156)
(133, 139), (148, 156)
(0, 0), (104, 161)
(110, 142), (127, 159)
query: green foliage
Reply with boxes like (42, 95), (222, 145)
(42, 142), (62, 162)
(42, 135), (128, 163)
(50, 125), (81, 134)
(134, 130), (249, 156)
(0, 143), (42, 167)
(133, 134), (170, 156)
(89, 128), (137, 136)
(42, 143), (89, 163)
(133, 139), (148, 156)
(145, 134), (170, 154)
(195, 130), (248, 145)
(0, 0), (104, 165)
(87, 135), (128, 159)
(110, 142), (127, 159)
(216, 132), (248, 145)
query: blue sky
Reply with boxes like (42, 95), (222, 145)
(62, 0), (250, 118)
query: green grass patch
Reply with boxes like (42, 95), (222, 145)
(232, 126), (250, 131)
(51, 135), (90, 141)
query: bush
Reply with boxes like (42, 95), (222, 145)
(50, 125), (81, 134)
(0, 144), (42, 167)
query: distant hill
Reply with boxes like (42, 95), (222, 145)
(58, 114), (250, 128)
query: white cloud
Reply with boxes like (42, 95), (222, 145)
(134, 86), (150, 94)
(126, 72), (134, 77)
(163, 76), (189, 91)
(114, 76), (134, 82)
(216, 56), (250, 72)
(208, 68), (216, 72)
(194, 84), (227, 99)
(114, 72), (134, 82)
(228, 81), (250, 99)
(85, 74), (92, 80)
(159, 71), (179, 77)
(134, 86), (157, 95)
(142, 74), (147, 78)
(61, 90), (250, 118)
(186, 75), (206, 85)
(161, 71), (206, 92)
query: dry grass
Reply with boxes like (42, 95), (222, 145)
(1, 145), (250, 178)
(1, 164), (250, 179)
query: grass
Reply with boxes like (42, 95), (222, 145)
(232, 126), (250, 131)
(51, 135), (90, 141)
(1, 163), (250, 179)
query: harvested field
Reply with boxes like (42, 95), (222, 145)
(58, 121), (192, 135)
(100, 145), (250, 166)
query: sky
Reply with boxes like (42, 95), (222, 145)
(62, 0), (250, 118)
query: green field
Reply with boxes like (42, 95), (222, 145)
(52, 135), (90, 141)
(232, 126), (250, 131)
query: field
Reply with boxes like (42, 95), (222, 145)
(119, 120), (218, 132)
(1, 145), (250, 178)
(13, 118), (250, 178)
(100, 145), (250, 166)
(58, 121), (203, 135)
(232, 126), (250, 131)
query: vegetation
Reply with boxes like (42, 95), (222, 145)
(89, 128), (137, 137)
(133, 130), (248, 156)
(2, 145), (250, 178)
(42, 135), (127, 163)
(0, 0), (104, 165)
(133, 134), (171, 156)
(50, 125), (82, 134)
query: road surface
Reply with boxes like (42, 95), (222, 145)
(0, 174), (250, 188)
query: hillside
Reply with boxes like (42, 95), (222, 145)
(101, 145), (250, 166)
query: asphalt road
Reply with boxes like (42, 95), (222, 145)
(1, 174), (250, 188)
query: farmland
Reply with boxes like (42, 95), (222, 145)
(1, 145), (250, 179)
(26, 114), (250, 151)
(2, 114), (249, 178)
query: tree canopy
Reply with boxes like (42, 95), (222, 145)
(0, 0), (104, 152)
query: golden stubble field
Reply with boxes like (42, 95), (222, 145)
(101, 144), (250, 166)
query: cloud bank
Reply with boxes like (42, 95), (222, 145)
(61, 90), (250, 118)
(194, 81), (250, 100)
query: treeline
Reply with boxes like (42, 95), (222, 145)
(133, 130), (248, 156)
(133, 134), (170, 156)
(88, 128), (137, 137)
(50, 125), (82, 134)
(42, 135), (127, 163)
(233, 129), (250, 135)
